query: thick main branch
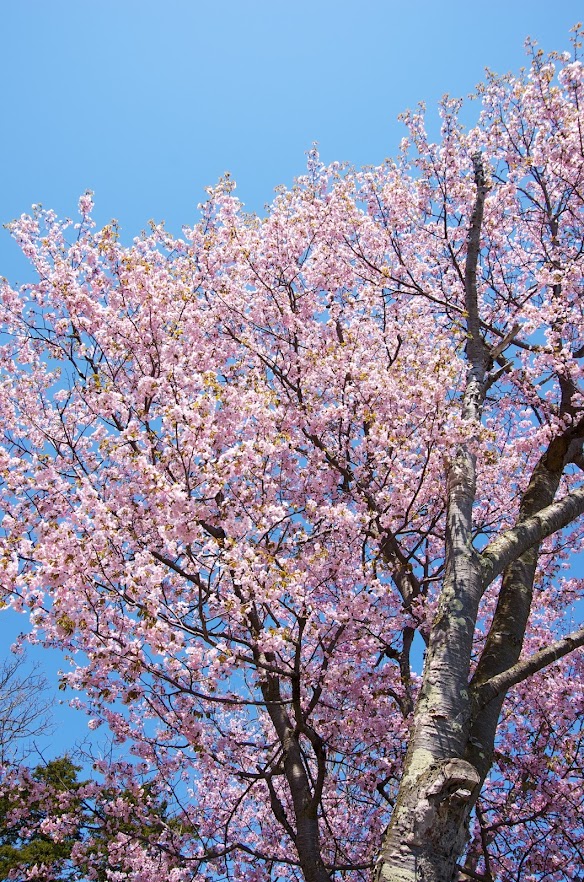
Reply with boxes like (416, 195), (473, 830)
(480, 486), (584, 589)
(475, 626), (584, 710)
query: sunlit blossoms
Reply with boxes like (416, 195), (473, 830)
(1, 33), (584, 882)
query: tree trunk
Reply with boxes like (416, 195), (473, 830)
(374, 154), (489, 882)
(374, 757), (479, 882)
(373, 449), (483, 882)
(256, 638), (332, 882)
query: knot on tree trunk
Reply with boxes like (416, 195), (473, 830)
(408, 759), (480, 847)
(374, 759), (481, 882)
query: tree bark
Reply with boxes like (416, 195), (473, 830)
(373, 156), (584, 881)
(262, 676), (331, 882)
(374, 155), (490, 882)
(372, 451), (484, 881)
(251, 606), (331, 882)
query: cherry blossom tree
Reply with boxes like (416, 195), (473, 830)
(1, 32), (584, 882)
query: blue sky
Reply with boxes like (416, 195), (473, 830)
(1, 1), (582, 757)
(2, 1), (583, 278)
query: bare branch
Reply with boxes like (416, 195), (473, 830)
(475, 627), (584, 710)
(486, 323), (520, 364)
(480, 486), (584, 589)
(0, 653), (54, 762)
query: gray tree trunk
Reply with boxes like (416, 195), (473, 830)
(371, 155), (584, 882)
(372, 154), (490, 882)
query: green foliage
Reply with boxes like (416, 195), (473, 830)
(0, 757), (83, 880)
(0, 757), (184, 881)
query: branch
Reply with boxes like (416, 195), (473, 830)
(264, 771), (297, 842)
(457, 867), (491, 882)
(480, 486), (584, 589)
(379, 528), (421, 607)
(475, 627), (584, 710)
(487, 322), (520, 364)
(464, 153), (490, 359)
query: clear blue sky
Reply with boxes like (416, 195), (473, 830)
(1, 1), (583, 278)
(1, 0), (582, 756)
